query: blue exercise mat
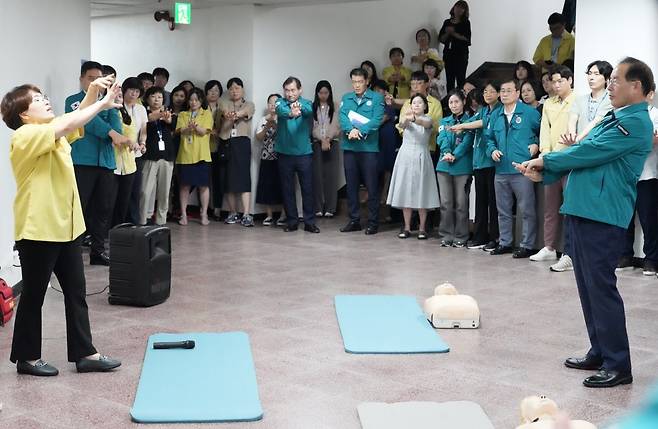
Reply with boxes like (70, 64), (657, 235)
(131, 332), (263, 423)
(334, 295), (450, 354)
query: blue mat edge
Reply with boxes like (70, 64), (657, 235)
(335, 295), (451, 354)
(130, 331), (264, 423)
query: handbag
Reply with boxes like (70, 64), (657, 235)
(0, 278), (15, 326)
(217, 138), (230, 161)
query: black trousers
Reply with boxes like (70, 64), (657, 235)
(444, 54), (469, 93)
(111, 173), (136, 227)
(128, 158), (145, 225)
(567, 215), (631, 374)
(278, 154), (315, 227)
(344, 150), (379, 228)
(622, 179), (658, 263)
(473, 167), (499, 242)
(74, 165), (115, 256)
(211, 152), (227, 212)
(10, 238), (96, 363)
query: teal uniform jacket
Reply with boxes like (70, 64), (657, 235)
(470, 103), (501, 170)
(543, 102), (653, 229)
(484, 101), (540, 175)
(274, 96), (314, 156)
(339, 89), (385, 152)
(65, 91), (121, 170)
(436, 113), (474, 176)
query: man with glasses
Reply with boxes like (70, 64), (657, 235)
(517, 57), (655, 388)
(485, 79), (540, 259)
(339, 68), (385, 235)
(65, 61), (127, 266)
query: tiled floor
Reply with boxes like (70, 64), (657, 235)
(1, 217), (658, 428)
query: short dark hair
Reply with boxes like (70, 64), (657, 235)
(447, 89), (466, 103)
(350, 68), (368, 79)
(144, 86), (165, 100)
(122, 77), (142, 96)
(586, 60), (613, 81)
(389, 47), (404, 58)
(422, 58), (441, 73)
(137, 72), (154, 84)
(620, 57), (656, 96)
(372, 79), (389, 92)
(227, 77), (244, 89)
(482, 79), (501, 92)
(102, 64), (116, 77)
(360, 60), (378, 82)
(152, 67), (170, 80)
(204, 80), (223, 97)
(178, 80), (195, 89)
(550, 64), (574, 81)
(169, 85), (188, 109)
(410, 93), (430, 113)
(415, 28), (431, 41)
(283, 76), (302, 89)
(520, 79), (544, 101)
(410, 71), (430, 83)
(548, 12), (565, 25)
(80, 61), (103, 76)
(466, 88), (484, 114)
(500, 79), (521, 91)
(1, 84), (41, 130)
(514, 60), (535, 81)
(267, 93), (281, 102)
(187, 87), (207, 109)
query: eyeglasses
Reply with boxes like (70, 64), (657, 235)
(32, 94), (49, 103)
(483, 89), (498, 95)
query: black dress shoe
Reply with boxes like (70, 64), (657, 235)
(76, 355), (122, 373)
(89, 252), (110, 266)
(17, 360), (59, 376)
(304, 224), (320, 233)
(565, 355), (603, 371)
(283, 224), (299, 232)
(81, 235), (92, 247)
(365, 226), (378, 235)
(490, 245), (513, 255)
(583, 369), (632, 388)
(340, 222), (362, 232)
(513, 247), (533, 258)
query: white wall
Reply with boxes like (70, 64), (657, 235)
(0, 0), (90, 277)
(574, 0), (658, 94)
(91, 5), (255, 95)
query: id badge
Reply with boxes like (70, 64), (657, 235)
(158, 139), (165, 151)
(230, 128), (238, 138)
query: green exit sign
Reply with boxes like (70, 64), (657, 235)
(174, 2), (191, 24)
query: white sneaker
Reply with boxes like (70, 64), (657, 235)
(530, 247), (558, 262)
(550, 254), (574, 272)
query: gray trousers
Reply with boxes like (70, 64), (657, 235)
(437, 172), (472, 242)
(312, 140), (340, 213)
(494, 173), (537, 248)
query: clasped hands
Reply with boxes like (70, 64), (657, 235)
(348, 128), (363, 140)
(185, 120), (207, 136)
(513, 157), (544, 182)
(289, 102), (302, 118)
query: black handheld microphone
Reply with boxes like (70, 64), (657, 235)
(153, 340), (195, 349)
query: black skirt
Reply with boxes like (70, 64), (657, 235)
(256, 159), (282, 205)
(224, 136), (252, 193)
(178, 161), (210, 187)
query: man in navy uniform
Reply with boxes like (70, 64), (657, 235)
(517, 57), (655, 388)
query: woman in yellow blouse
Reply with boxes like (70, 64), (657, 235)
(1, 77), (122, 376)
(175, 87), (214, 225)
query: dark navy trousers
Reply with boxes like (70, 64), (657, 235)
(278, 153), (315, 227)
(343, 150), (379, 228)
(566, 215), (631, 374)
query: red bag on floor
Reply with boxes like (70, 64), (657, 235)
(0, 278), (15, 326)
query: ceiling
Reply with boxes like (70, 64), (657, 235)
(90, 0), (367, 17)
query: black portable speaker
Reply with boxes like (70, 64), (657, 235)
(108, 224), (171, 306)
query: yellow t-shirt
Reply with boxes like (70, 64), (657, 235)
(176, 108), (213, 164)
(10, 115), (85, 242)
(114, 118), (137, 175)
(396, 95), (444, 151)
(382, 65), (412, 99)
